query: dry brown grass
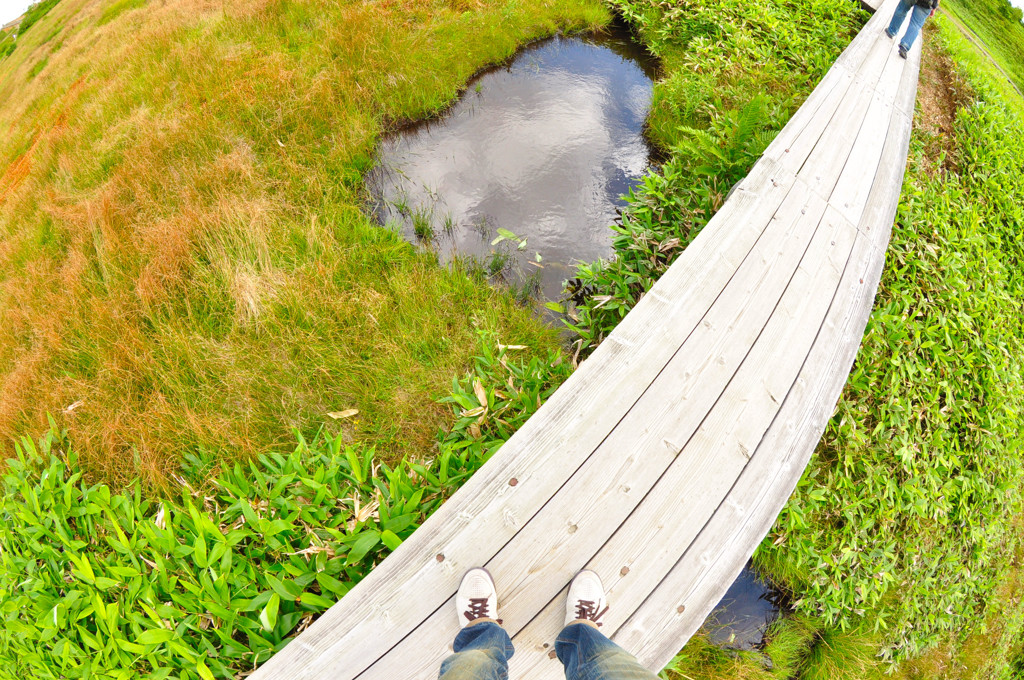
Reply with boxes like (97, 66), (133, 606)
(0, 0), (608, 487)
(915, 24), (975, 174)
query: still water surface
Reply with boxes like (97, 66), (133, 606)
(706, 561), (785, 651)
(367, 25), (657, 304)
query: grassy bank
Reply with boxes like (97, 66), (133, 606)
(0, 0), (609, 486)
(942, 0), (1024, 95)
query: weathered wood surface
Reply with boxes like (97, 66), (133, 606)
(251, 1), (920, 677)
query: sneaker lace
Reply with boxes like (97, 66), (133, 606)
(573, 599), (609, 627)
(464, 597), (491, 622)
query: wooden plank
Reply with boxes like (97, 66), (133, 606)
(763, 68), (854, 168)
(612, 36), (917, 673)
(830, 50), (906, 223)
(357, 182), (831, 680)
(827, 0), (903, 77)
(858, 113), (914, 247)
(835, 0), (901, 71)
(894, 37), (923, 118)
(615, 226), (888, 671)
(800, 40), (896, 199)
(762, 6), (896, 166)
(508, 203), (860, 679)
(760, 64), (853, 166)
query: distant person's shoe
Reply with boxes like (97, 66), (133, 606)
(898, 44), (909, 59)
(884, 28), (896, 39)
(565, 570), (609, 627)
(456, 568), (499, 628)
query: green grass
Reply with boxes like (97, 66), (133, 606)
(0, 33), (14, 60)
(617, 0), (867, 149)
(0, 0), (608, 487)
(942, 0), (1024, 94)
(16, 0), (62, 38)
(97, 0), (146, 25)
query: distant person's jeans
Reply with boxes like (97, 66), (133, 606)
(885, 0), (931, 50)
(438, 621), (660, 680)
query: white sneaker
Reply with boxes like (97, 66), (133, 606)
(456, 568), (499, 628)
(565, 570), (609, 627)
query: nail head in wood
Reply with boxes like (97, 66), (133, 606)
(509, 477), (518, 487)
(620, 566), (630, 576)
(436, 553), (445, 562)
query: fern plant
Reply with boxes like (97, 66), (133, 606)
(674, 95), (777, 185)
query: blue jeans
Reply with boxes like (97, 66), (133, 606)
(438, 621), (659, 680)
(885, 0), (930, 50)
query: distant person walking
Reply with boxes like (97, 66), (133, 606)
(440, 568), (659, 680)
(885, 0), (940, 59)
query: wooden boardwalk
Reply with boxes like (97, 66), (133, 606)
(252, 2), (920, 677)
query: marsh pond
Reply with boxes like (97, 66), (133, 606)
(366, 24), (657, 307)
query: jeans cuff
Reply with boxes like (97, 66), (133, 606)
(465, 617), (500, 627)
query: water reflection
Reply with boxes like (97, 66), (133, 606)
(366, 23), (657, 308)
(705, 561), (785, 651)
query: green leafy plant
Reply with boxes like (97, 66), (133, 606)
(673, 95), (776, 193)
(0, 426), (435, 678)
(16, 0), (61, 37)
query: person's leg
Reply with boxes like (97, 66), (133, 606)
(899, 5), (930, 51)
(885, 0), (915, 38)
(556, 622), (659, 680)
(555, 571), (659, 680)
(438, 568), (514, 680)
(439, 620), (514, 680)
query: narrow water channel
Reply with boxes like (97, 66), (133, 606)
(366, 23), (658, 306)
(705, 560), (785, 650)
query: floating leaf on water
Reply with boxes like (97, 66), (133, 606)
(491, 228), (521, 245)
